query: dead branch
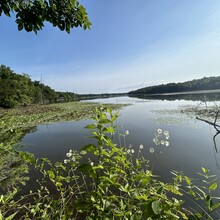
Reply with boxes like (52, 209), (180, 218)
(196, 110), (220, 132)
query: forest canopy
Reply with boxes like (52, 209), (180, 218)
(0, 65), (78, 108)
(129, 76), (220, 95)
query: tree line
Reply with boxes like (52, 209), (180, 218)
(129, 76), (220, 95)
(0, 65), (79, 108)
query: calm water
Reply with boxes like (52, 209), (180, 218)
(22, 95), (220, 183)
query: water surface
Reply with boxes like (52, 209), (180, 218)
(22, 95), (220, 183)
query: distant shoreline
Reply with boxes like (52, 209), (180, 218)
(127, 89), (220, 102)
(150, 89), (220, 96)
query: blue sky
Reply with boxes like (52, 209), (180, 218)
(1, 0), (220, 94)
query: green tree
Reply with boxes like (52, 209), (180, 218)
(0, 65), (19, 107)
(0, 0), (91, 33)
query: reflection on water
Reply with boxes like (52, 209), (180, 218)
(22, 93), (220, 184)
(129, 90), (220, 102)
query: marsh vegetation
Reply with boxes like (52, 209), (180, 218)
(1, 93), (220, 219)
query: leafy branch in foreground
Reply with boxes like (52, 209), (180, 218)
(0, 0), (91, 33)
(1, 107), (220, 219)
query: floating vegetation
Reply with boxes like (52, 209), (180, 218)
(151, 108), (195, 127)
(151, 103), (220, 127)
(0, 102), (127, 190)
(153, 115), (195, 127)
(0, 102), (127, 131)
(179, 105), (220, 119)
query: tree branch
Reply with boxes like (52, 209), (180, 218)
(196, 115), (220, 132)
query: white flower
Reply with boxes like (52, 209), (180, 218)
(157, 129), (162, 134)
(66, 152), (72, 158)
(131, 149), (135, 154)
(153, 138), (160, 145)
(125, 130), (130, 135)
(165, 141), (169, 147)
(139, 144), (144, 149)
(90, 162), (94, 166)
(64, 159), (68, 164)
(72, 156), (76, 162)
(165, 135), (170, 140)
(127, 149), (131, 153)
(163, 130), (169, 136)
(160, 140), (165, 145)
(149, 148), (155, 153)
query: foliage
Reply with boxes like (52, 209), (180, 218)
(129, 76), (220, 95)
(0, 65), (79, 108)
(0, 110), (34, 191)
(1, 107), (220, 219)
(0, 102), (126, 191)
(0, 0), (91, 33)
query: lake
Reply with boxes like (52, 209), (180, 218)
(22, 94), (220, 185)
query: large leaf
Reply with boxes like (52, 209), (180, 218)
(152, 200), (162, 215)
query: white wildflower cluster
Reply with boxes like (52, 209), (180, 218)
(127, 144), (135, 154)
(120, 130), (130, 137)
(64, 149), (76, 164)
(153, 129), (170, 147)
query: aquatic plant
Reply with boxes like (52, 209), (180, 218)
(0, 102), (126, 190)
(1, 107), (220, 219)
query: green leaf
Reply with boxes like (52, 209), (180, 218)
(85, 124), (96, 129)
(103, 126), (114, 134)
(56, 182), (62, 187)
(18, 23), (23, 31)
(16, 18), (22, 25)
(164, 210), (179, 219)
(205, 195), (211, 210)
(11, 2), (18, 11)
(178, 210), (188, 220)
(80, 144), (97, 152)
(47, 170), (55, 179)
(2, 5), (10, 17)
(5, 212), (18, 220)
(209, 182), (217, 191)
(111, 115), (118, 122)
(41, 157), (52, 166)
(100, 119), (112, 124)
(184, 176), (191, 185)
(106, 107), (112, 115)
(151, 200), (162, 215)
(202, 167), (208, 174)
(166, 184), (183, 196)
(210, 201), (220, 212)
(77, 163), (96, 177)
(141, 201), (155, 218)
(107, 126), (114, 133)
(156, 186), (163, 194)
